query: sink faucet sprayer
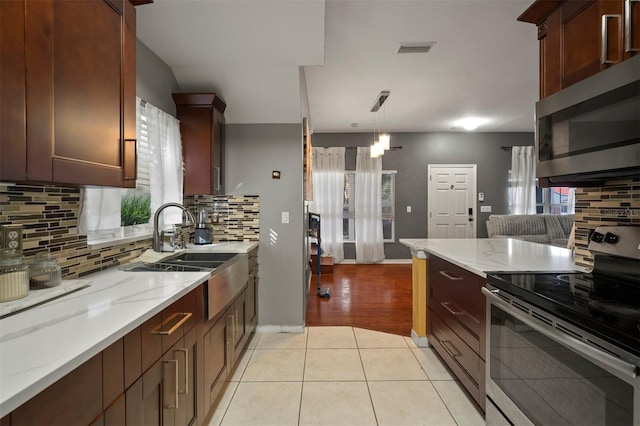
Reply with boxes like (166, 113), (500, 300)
(152, 203), (196, 252)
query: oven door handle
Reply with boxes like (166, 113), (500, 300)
(482, 287), (639, 380)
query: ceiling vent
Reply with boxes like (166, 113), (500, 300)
(397, 42), (436, 54)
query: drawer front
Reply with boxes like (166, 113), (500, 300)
(430, 290), (480, 354)
(429, 308), (481, 385)
(428, 255), (484, 338)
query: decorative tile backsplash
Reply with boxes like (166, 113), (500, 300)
(573, 178), (640, 268)
(0, 184), (150, 278)
(183, 194), (260, 241)
(1, 184), (260, 279)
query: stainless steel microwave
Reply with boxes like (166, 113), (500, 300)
(535, 55), (640, 186)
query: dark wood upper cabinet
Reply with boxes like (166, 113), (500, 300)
(0, 0), (137, 187)
(520, 0), (639, 98)
(173, 93), (227, 196)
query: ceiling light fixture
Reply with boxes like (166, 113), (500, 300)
(370, 91), (391, 158)
(379, 133), (390, 151)
(452, 117), (489, 131)
(370, 91), (390, 112)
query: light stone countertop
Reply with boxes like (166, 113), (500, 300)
(0, 241), (258, 416)
(399, 238), (586, 278)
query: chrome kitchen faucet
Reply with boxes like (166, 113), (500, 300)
(152, 203), (196, 252)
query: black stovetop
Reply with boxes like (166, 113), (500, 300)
(486, 270), (640, 358)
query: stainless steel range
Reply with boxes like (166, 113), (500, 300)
(484, 226), (640, 426)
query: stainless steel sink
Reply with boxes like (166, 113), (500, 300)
(121, 262), (214, 272)
(121, 252), (238, 272)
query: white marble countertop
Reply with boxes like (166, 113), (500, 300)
(0, 241), (258, 416)
(399, 238), (586, 278)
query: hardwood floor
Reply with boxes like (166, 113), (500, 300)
(305, 263), (413, 336)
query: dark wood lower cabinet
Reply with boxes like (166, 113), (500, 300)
(427, 254), (486, 412)
(125, 354), (163, 425)
(125, 329), (199, 426)
(91, 394), (126, 426)
(3, 264), (257, 426)
(11, 354), (104, 425)
(203, 311), (230, 410)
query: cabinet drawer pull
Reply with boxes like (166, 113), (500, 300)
(440, 340), (461, 358)
(152, 312), (193, 335)
(601, 14), (622, 64)
(163, 359), (179, 409)
(626, 0), (640, 52)
(176, 348), (189, 394)
(441, 301), (464, 316)
(439, 270), (462, 281)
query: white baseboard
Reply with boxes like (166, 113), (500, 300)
(256, 325), (305, 334)
(411, 329), (430, 348)
(338, 259), (412, 265)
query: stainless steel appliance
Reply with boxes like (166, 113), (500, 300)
(535, 55), (640, 186)
(194, 208), (213, 245)
(484, 226), (640, 425)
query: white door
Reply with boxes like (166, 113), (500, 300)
(427, 165), (477, 238)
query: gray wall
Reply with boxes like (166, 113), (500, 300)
(225, 124), (305, 329)
(313, 132), (534, 259)
(136, 39), (180, 116)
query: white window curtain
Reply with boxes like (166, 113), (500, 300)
(567, 188), (576, 214)
(310, 147), (345, 263)
(355, 147), (384, 263)
(145, 101), (183, 226)
(511, 146), (536, 214)
(79, 98), (183, 233)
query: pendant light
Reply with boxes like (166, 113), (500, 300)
(369, 91), (390, 156)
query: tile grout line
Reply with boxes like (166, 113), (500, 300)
(297, 328), (310, 426)
(353, 327), (381, 425)
(217, 333), (263, 426)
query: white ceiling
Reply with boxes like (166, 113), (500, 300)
(136, 0), (538, 133)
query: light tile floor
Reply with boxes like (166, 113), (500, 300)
(206, 326), (485, 426)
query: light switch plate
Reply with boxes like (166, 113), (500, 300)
(480, 206), (492, 213)
(406, 206), (412, 213)
(1, 224), (23, 251)
(282, 212), (289, 224)
(478, 192), (485, 202)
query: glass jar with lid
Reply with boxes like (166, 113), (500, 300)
(0, 248), (29, 302)
(28, 252), (62, 289)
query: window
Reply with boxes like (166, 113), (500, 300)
(343, 171), (396, 242)
(121, 107), (151, 226)
(536, 186), (570, 214)
(508, 170), (571, 214)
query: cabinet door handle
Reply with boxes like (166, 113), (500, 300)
(626, 0), (640, 52)
(163, 359), (179, 409)
(215, 166), (222, 192)
(440, 340), (461, 358)
(152, 312), (193, 335)
(123, 139), (137, 181)
(438, 270), (462, 281)
(176, 348), (189, 395)
(601, 14), (622, 64)
(441, 301), (464, 316)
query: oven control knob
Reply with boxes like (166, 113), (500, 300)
(603, 232), (619, 244)
(590, 231), (605, 242)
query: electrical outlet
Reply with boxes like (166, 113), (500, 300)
(1, 224), (23, 251)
